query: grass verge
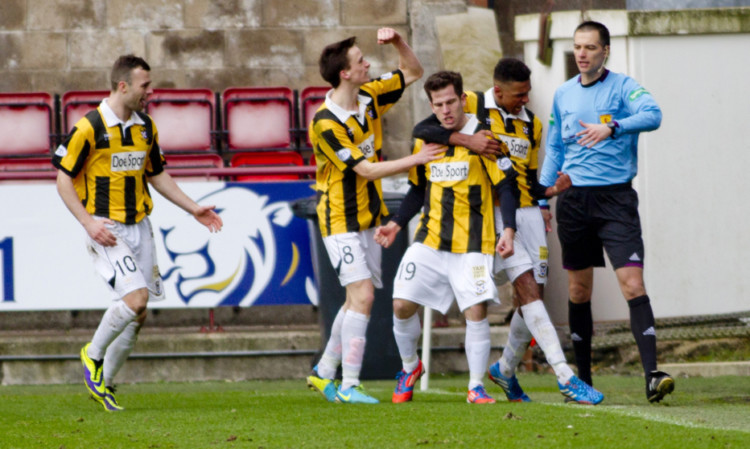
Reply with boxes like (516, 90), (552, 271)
(1, 373), (748, 449)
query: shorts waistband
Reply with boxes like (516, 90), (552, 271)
(571, 181), (632, 192)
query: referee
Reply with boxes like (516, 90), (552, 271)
(540, 21), (674, 403)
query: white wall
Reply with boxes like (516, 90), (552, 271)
(516, 10), (750, 322)
(632, 33), (750, 317)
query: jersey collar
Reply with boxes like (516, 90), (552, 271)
(578, 69), (610, 87)
(483, 88), (530, 122)
(99, 99), (146, 129)
(459, 114), (479, 135)
(325, 89), (373, 125)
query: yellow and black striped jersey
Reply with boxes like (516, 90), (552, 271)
(410, 116), (508, 255)
(52, 100), (165, 224)
(310, 70), (405, 237)
(465, 89), (543, 208)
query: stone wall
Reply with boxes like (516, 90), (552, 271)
(0, 0), (482, 158)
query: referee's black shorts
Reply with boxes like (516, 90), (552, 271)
(555, 182), (644, 271)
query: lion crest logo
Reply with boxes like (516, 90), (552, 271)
(159, 185), (317, 307)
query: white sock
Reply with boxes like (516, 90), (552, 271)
(317, 307), (346, 379)
(393, 313), (421, 373)
(465, 318), (490, 390)
(103, 320), (141, 387)
(88, 301), (138, 360)
(499, 309), (533, 377)
(340, 310), (369, 390)
(521, 300), (574, 383)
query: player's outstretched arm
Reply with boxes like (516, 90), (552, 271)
(377, 27), (423, 86)
(353, 142), (443, 180)
(148, 171), (223, 233)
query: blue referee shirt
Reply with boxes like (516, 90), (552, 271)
(540, 70), (661, 187)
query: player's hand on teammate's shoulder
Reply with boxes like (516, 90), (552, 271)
(417, 142), (446, 163)
(466, 130), (503, 160)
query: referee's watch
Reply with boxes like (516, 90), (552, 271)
(606, 120), (619, 138)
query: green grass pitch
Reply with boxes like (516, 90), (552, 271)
(1, 373), (748, 448)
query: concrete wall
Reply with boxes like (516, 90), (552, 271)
(515, 8), (750, 322)
(0, 0), (449, 159)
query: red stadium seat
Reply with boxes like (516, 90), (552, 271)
(146, 88), (217, 154)
(165, 153), (224, 169)
(0, 156), (55, 183)
(0, 92), (55, 157)
(165, 153), (225, 181)
(0, 157), (54, 172)
(229, 151), (304, 181)
(222, 87), (295, 152)
(299, 86), (329, 149)
(60, 90), (109, 134)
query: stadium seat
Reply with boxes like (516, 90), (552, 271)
(229, 151), (304, 181)
(0, 157), (54, 172)
(0, 92), (55, 157)
(299, 86), (329, 149)
(165, 153), (225, 181)
(0, 156), (55, 183)
(60, 90), (109, 134)
(222, 87), (295, 152)
(146, 88), (217, 154)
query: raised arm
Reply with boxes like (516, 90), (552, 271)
(377, 28), (423, 87)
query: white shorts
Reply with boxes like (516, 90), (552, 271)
(86, 217), (165, 302)
(494, 206), (549, 284)
(392, 243), (499, 314)
(322, 228), (383, 288)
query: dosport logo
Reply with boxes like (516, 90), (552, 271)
(159, 186), (317, 307)
(111, 151), (146, 172)
(497, 135), (529, 159)
(429, 161), (469, 182)
(358, 135), (375, 158)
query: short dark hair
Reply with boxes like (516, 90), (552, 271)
(423, 71), (463, 102)
(319, 36), (356, 88)
(111, 54), (150, 91)
(575, 21), (610, 47)
(493, 58), (531, 84)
